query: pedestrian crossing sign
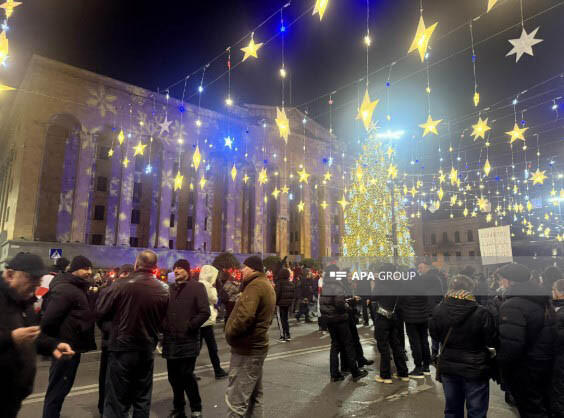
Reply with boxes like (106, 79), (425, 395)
(49, 248), (63, 259)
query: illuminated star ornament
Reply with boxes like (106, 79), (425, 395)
(386, 146), (395, 159)
(449, 167), (458, 186)
(337, 195), (349, 210)
(0, 30), (7, 65)
(199, 175), (207, 190)
(0, 0), (21, 19)
(297, 167), (310, 184)
(0, 82), (14, 91)
(122, 157), (130, 168)
(419, 114), (442, 137)
(117, 129), (125, 145)
(408, 15), (438, 62)
(133, 141), (147, 156)
(471, 117), (491, 141)
(174, 172), (184, 191)
(487, 0), (498, 13)
(107, 148), (114, 158)
(473, 92), (480, 107)
(477, 196), (489, 212)
(320, 201), (328, 210)
(312, 0), (329, 21)
(230, 164), (237, 182)
(506, 123), (528, 143)
(241, 33), (263, 62)
(192, 145), (202, 170)
(438, 172), (446, 184)
(271, 187), (281, 199)
(387, 164), (398, 179)
(158, 115), (171, 135)
(356, 89), (379, 131)
(224, 136), (234, 149)
(483, 159), (491, 176)
(530, 168), (547, 185)
(281, 184), (290, 194)
(275, 107), (290, 143)
(297, 201), (305, 213)
(258, 168), (268, 185)
(506, 27), (543, 63)
(323, 171), (332, 181)
(409, 186), (418, 198)
(243, 174), (250, 184)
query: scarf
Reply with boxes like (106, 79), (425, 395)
(446, 289), (476, 301)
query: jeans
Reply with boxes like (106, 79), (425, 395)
(42, 353), (82, 418)
(99, 348), (109, 414)
(374, 316), (408, 378)
(225, 352), (267, 417)
(405, 322), (431, 370)
(167, 357), (201, 412)
(104, 351), (154, 418)
(200, 325), (222, 373)
(277, 306), (290, 338)
(327, 321), (360, 378)
(442, 375), (489, 418)
(296, 301), (310, 321)
(348, 315), (364, 363)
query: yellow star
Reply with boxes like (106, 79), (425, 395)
(355, 164), (363, 181)
(133, 140), (147, 156)
(199, 175), (207, 190)
(506, 123), (528, 143)
(449, 167), (458, 185)
(356, 89), (379, 131)
(241, 35), (263, 62)
(312, 0), (329, 20)
(550, 188), (556, 197)
(297, 167), (310, 184)
(408, 16), (438, 62)
(0, 30), (7, 64)
(174, 171), (183, 191)
(0, 82), (15, 91)
(192, 145), (202, 171)
(403, 185), (408, 196)
(243, 173), (250, 184)
(530, 168), (547, 185)
(264, 194), (268, 204)
(337, 195), (349, 210)
(323, 171), (332, 181)
(386, 146), (395, 159)
(466, 184), (472, 191)
(483, 158), (491, 176)
(275, 107), (290, 143)
(513, 184), (518, 194)
(471, 210), (477, 217)
(281, 184), (290, 194)
(258, 168), (268, 185)
(419, 114), (442, 136)
(108, 148), (114, 158)
(387, 164), (398, 179)
(471, 117), (491, 141)
(544, 213), (550, 221)
(122, 157), (130, 168)
(463, 207), (469, 217)
(438, 172), (446, 184)
(230, 164), (237, 182)
(297, 201), (305, 212)
(477, 196), (489, 212)
(417, 180), (423, 188)
(271, 187), (281, 199)
(473, 92), (480, 107)
(117, 129), (125, 145)
(0, 0), (22, 19)
(487, 0), (498, 13)
(409, 186), (417, 197)
(486, 213), (492, 222)
(359, 184), (367, 194)
(450, 194), (457, 207)
(320, 200), (328, 210)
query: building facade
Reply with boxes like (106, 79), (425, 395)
(0, 55), (347, 267)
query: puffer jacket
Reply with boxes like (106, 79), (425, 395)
(199, 265), (219, 328)
(498, 280), (556, 368)
(320, 276), (349, 324)
(275, 274), (295, 307)
(41, 273), (97, 353)
(552, 299), (564, 417)
(400, 271), (433, 323)
(430, 292), (497, 380)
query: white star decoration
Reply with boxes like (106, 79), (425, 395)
(158, 115), (172, 135)
(506, 27), (543, 62)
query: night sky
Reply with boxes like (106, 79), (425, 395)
(7, 0), (564, 167)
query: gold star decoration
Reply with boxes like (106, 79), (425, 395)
(281, 184), (290, 194)
(0, 0), (22, 19)
(258, 168), (268, 185)
(438, 172), (446, 184)
(419, 114), (442, 137)
(0, 82), (15, 91)
(473, 92), (480, 107)
(199, 175), (207, 190)
(230, 164), (237, 182)
(466, 184), (472, 191)
(550, 188), (556, 197)
(463, 207), (469, 217)
(471, 117), (491, 141)
(356, 89), (379, 131)
(297, 167), (310, 184)
(133, 140), (147, 156)
(312, 0), (329, 21)
(450, 194), (458, 207)
(323, 171), (332, 181)
(337, 195), (349, 210)
(192, 145), (202, 171)
(0, 30), (7, 65)
(408, 16), (438, 62)
(449, 167), (458, 186)
(297, 201), (305, 212)
(487, 0), (498, 12)
(437, 187), (444, 201)
(108, 148), (114, 158)
(477, 196), (489, 212)
(409, 186), (418, 198)
(243, 173), (250, 184)
(483, 159), (491, 176)
(486, 213), (492, 223)
(122, 157), (130, 168)
(320, 200), (328, 210)
(275, 107), (290, 143)
(386, 146), (395, 159)
(403, 185), (408, 196)
(117, 129), (125, 145)
(174, 172), (183, 191)
(506, 123), (528, 143)
(241, 34), (263, 62)
(530, 168), (547, 185)
(387, 164), (398, 179)
(271, 187), (281, 199)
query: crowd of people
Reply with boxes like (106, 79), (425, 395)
(1, 250), (563, 418)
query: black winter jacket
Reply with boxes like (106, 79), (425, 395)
(430, 296), (497, 380)
(96, 285), (113, 350)
(162, 278), (210, 359)
(498, 281), (555, 368)
(275, 277), (295, 307)
(96, 269), (169, 352)
(0, 280), (57, 406)
(41, 273), (97, 353)
(320, 278), (349, 324)
(298, 279), (314, 301)
(423, 268), (445, 308)
(551, 299), (564, 416)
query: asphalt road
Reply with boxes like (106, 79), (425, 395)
(19, 320), (518, 418)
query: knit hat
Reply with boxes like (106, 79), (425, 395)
(243, 256), (264, 273)
(498, 263), (531, 283)
(54, 257), (70, 273)
(6, 252), (47, 279)
(69, 255), (93, 273)
(173, 259), (191, 273)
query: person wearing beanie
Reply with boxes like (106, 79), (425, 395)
(225, 256), (276, 417)
(198, 265), (228, 379)
(161, 259), (210, 417)
(41, 255), (96, 417)
(497, 263), (556, 417)
(53, 257), (70, 274)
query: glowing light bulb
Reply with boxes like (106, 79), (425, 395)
(198, 85), (204, 93)
(195, 119), (202, 127)
(225, 96), (233, 106)
(280, 67), (287, 78)
(364, 35), (371, 46)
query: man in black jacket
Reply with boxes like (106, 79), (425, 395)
(497, 263), (555, 418)
(275, 268), (295, 341)
(162, 259), (210, 418)
(0, 253), (75, 418)
(41, 255), (96, 418)
(96, 250), (169, 418)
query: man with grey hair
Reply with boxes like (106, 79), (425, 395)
(97, 250), (169, 418)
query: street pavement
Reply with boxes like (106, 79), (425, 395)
(20, 319), (518, 418)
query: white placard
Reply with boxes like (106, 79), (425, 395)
(478, 225), (513, 265)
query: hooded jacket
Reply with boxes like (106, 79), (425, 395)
(551, 299), (564, 416)
(320, 275), (349, 324)
(430, 293), (497, 380)
(199, 265), (219, 327)
(41, 272), (97, 353)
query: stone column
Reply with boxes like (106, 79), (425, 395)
(154, 150), (174, 248)
(56, 134), (80, 242)
(276, 177), (289, 258)
(117, 145), (134, 246)
(70, 132), (96, 243)
(225, 172), (241, 253)
(318, 185), (332, 258)
(105, 146), (123, 245)
(253, 177), (266, 254)
(299, 184), (312, 258)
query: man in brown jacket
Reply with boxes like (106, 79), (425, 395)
(225, 256), (276, 418)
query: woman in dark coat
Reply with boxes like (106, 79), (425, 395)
(275, 268), (295, 341)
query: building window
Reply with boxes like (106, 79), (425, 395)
(454, 231), (460, 243)
(469, 250), (476, 257)
(431, 233), (436, 244)
(187, 216), (193, 229)
(442, 232), (448, 242)
(96, 176), (108, 192)
(203, 242), (207, 252)
(170, 213), (175, 228)
(204, 217), (207, 231)
(97, 146), (110, 160)
(129, 236), (139, 247)
(131, 209), (141, 225)
(188, 191), (194, 204)
(133, 182), (142, 202)
(134, 157), (144, 172)
(94, 205), (105, 221)
(91, 234), (103, 245)
(169, 239), (174, 249)
(171, 191), (177, 207)
(456, 251), (461, 258)
(467, 230), (474, 242)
